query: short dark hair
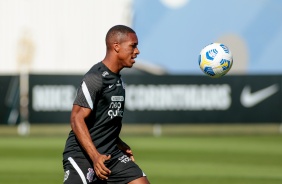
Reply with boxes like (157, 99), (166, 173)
(105, 25), (136, 49)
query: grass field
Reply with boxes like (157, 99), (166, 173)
(0, 126), (282, 184)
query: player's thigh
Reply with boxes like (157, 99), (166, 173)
(63, 157), (106, 184)
(128, 176), (150, 184)
(107, 154), (148, 184)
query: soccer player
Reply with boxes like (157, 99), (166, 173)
(62, 25), (150, 184)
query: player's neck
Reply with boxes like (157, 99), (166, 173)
(102, 58), (121, 74)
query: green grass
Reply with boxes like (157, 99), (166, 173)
(0, 135), (282, 184)
(125, 135), (282, 184)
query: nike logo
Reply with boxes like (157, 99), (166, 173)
(240, 84), (279, 108)
(109, 84), (114, 88)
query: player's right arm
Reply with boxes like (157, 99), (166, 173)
(70, 104), (111, 180)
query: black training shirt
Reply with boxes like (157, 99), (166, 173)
(63, 62), (125, 160)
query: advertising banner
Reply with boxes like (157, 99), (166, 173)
(28, 74), (81, 123)
(122, 75), (281, 123)
(27, 74), (282, 124)
(0, 76), (20, 124)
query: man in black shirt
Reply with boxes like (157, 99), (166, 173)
(63, 25), (150, 184)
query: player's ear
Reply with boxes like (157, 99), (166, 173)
(113, 42), (120, 53)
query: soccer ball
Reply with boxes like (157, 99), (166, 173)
(198, 43), (233, 78)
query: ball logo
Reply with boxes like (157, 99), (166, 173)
(220, 59), (231, 71)
(219, 44), (230, 53)
(203, 66), (215, 76)
(205, 49), (218, 60)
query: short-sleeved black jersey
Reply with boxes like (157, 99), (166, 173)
(63, 62), (125, 160)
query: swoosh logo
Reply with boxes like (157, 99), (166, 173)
(240, 84), (279, 108)
(109, 84), (114, 88)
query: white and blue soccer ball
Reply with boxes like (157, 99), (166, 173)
(198, 43), (233, 78)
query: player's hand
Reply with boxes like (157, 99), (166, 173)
(117, 140), (135, 162)
(125, 149), (135, 162)
(93, 154), (111, 180)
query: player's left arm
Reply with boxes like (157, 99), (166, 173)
(117, 137), (135, 162)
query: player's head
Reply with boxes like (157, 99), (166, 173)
(105, 25), (136, 49)
(105, 25), (139, 68)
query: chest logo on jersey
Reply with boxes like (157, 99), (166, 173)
(116, 80), (122, 87)
(111, 96), (124, 101)
(108, 96), (124, 119)
(108, 80), (124, 89)
(102, 71), (109, 77)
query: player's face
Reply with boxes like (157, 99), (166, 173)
(118, 33), (140, 68)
